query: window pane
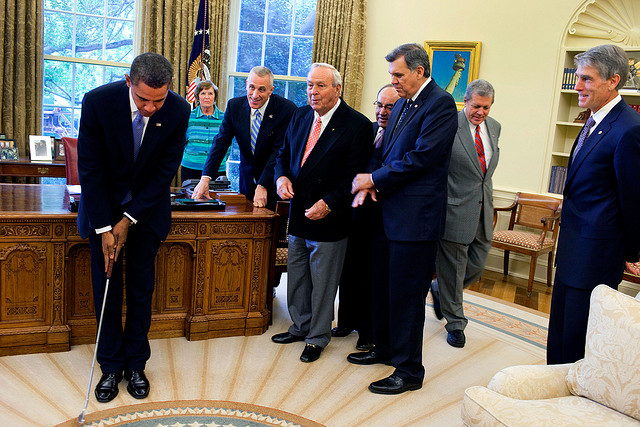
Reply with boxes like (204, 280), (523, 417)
(291, 37), (312, 77)
(239, 0), (266, 32)
(77, 0), (105, 15)
(45, 0), (73, 12)
(74, 63), (107, 105)
(44, 11), (73, 57)
(272, 80), (286, 98)
(42, 108), (77, 138)
(108, 0), (135, 19)
(294, 0), (316, 35)
(76, 16), (105, 60)
(104, 19), (134, 62)
(228, 76), (248, 100)
(266, 0), (292, 34)
(264, 35), (290, 75)
(105, 65), (128, 84)
(236, 33), (263, 73)
(287, 80), (308, 106)
(44, 60), (74, 108)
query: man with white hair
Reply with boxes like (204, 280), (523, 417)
(271, 63), (372, 363)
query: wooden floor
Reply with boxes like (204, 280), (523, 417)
(469, 269), (553, 314)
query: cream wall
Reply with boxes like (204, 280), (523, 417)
(362, 0), (584, 194)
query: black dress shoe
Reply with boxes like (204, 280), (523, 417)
(447, 329), (466, 348)
(368, 374), (422, 395)
(331, 326), (354, 337)
(95, 371), (123, 403)
(124, 370), (150, 399)
(430, 281), (444, 320)
(300, 344), (323, 362)
(271, 331), (305, 344)
(347, 350), (391, 366)
(355, 340), (375, 351)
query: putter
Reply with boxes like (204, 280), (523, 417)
(78, 247), (117, 426)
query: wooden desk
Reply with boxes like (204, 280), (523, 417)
(0, 156), (66, 178)
(0, 184), (275, 356)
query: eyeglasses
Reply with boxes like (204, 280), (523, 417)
(374, 101), (395, 111)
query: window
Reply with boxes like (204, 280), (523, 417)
(227, 0), (317, 106)
(43, 0), (137, 138)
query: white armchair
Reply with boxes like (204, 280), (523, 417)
(462, 285), (640, 426)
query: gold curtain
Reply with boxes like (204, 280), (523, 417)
(0, 0), (43, 160)
(312, 0), (367, 110)
(141, 0), (230, 97)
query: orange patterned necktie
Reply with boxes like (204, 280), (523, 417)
(301, 116), (322, 166)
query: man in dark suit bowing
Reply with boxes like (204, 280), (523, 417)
(349, 43), (457, 394)
(77, 52), (190, 402)
(547, 44), (640, 365)
(192, 66), (296, 208)
(271, 63), (372, 363)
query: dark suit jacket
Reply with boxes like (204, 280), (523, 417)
(555, 99), (640, 289)
(275, 100), (372, 242)
(370, 80), (458, 241)
(77, 81), (190, 240)
(202, 94), (296, 201)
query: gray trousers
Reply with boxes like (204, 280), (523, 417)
(435, 218), (491, 332)
(286, 235), (348, 347)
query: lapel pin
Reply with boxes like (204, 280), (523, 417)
(598, 131), (602, 134)
(155, 123), (162, 127)
(269, 114), (273, 119)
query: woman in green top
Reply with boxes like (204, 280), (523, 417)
(181, 80), (227, 181)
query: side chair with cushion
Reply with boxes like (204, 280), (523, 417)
(62, 137), (79, 185)
(491, 192), (562, 296)
(461, 284), (640, 426)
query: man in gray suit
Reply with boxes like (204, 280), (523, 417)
(432, 79), (500, 348)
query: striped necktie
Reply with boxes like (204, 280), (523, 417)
(132, 111), (144, 162)
(572, 116), (595, 159)
(251, 110), (262, 153)
(474, 125), (487, 175)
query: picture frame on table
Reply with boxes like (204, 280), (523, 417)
(424, 41), (482, 110)
(54, 138), (65, 160)
(29, 135), (54, 161)
(0, 138), (18, 160)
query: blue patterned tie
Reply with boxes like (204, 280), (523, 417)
(132, 111), (144, 162)
(572, 116), (595, 159)
(393, 99), (413, 136)
(250, 110), (261, 153)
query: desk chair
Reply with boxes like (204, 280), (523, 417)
(491, 192), (562, 296)
(62, 137), (79, 185)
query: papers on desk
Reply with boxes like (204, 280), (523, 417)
(66, 185), (81, 195)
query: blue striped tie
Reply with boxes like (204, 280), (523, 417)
(251, 110), (261, 153)
(132, 111), (144, 162)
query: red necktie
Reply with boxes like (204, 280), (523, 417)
(475, 126), (487, 175)
(301, 117), (322, 166)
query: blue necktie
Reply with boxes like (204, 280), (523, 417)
(251, 110), (261, 153)
(132, 111), (144, 162)
(393, 99), (413, 136)
(573, 116), (595, 159)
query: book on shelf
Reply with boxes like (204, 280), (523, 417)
(548, 166), (568, 194)
(562, 68), (577, 90)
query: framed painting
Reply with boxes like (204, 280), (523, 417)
(425, 41), (482, 110)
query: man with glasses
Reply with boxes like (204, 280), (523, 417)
(332, 84), (400, 352)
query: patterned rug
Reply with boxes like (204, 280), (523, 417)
(55, 400), (325, 427)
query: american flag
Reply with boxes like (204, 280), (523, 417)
(186, 0), (211, 104)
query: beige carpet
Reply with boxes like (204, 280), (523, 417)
(0, 277), (547, 426)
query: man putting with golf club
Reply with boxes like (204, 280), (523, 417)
(77, 52), (190, 404)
